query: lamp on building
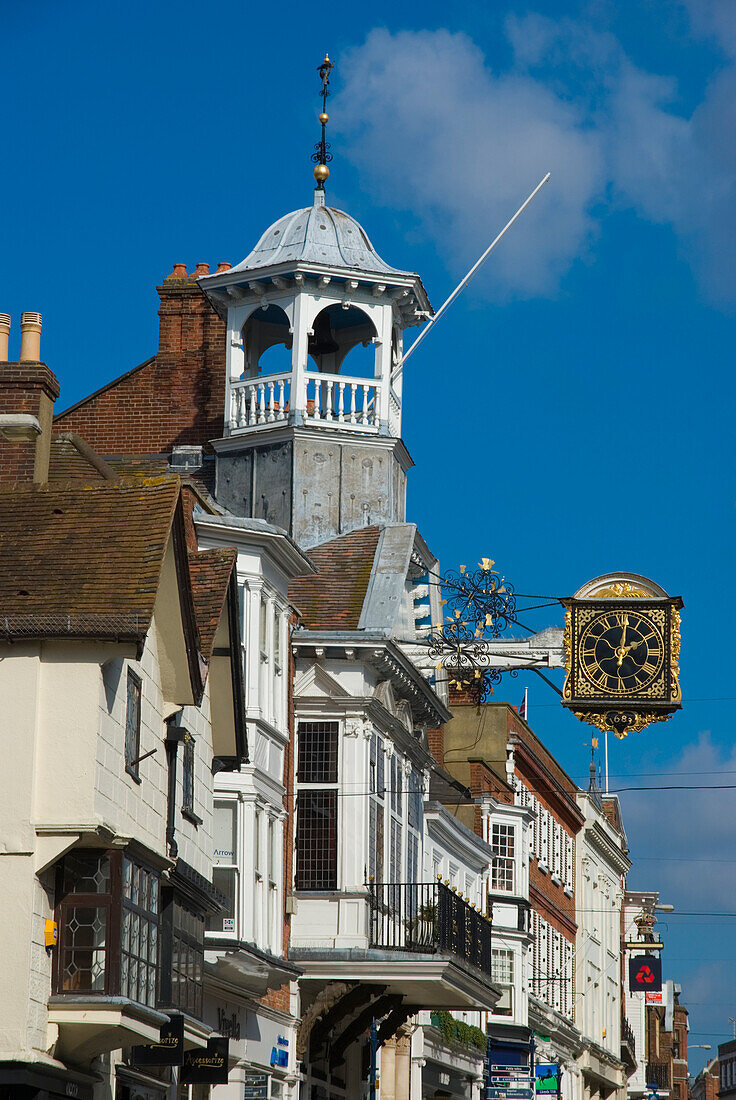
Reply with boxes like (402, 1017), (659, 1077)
(654, 904), (674, 912)
(691, 1045), (712, 1050)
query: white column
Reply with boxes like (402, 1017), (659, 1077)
(395, 1033), (411, 1100)
(266, 594), (276, 727)
(243, 580), (263, 717)
(381, 1039), (397, 1100)
(241, 798), (256, 943)
(376, 303), (393, 429)
(290, 291), (310, 421)
(410, 1025), (425, 1100)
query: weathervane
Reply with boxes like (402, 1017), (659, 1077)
(311, 53), (334, 191)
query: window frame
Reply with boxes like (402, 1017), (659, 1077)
(54, 849), (160, 1009)
(490, 822), (516, 893)
(492, 947), (515, 1017)
(160, 893), (205, 1019)
(181, 734), (202, 826)
(208, 797), (240, 937)
(295, 720), (340, 891)
(125, 668), (142, 782)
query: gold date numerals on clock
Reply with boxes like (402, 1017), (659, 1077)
(579, 610), (664, 696)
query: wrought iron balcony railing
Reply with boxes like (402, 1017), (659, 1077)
(621, 1015), (636, 1059)
(646, 1062), (670, 1090)
(367, 880), (492, 977)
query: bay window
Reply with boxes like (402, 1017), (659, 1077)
(55, 849), (159, 1009)
(295, 721), (339, 890)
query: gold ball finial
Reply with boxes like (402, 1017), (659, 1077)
(319, 112), (329, 124)
(313, 164), (330, 183)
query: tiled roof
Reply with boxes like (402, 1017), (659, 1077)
(0, 477), (181, 641)
(289, 526), (381, 630)
(189, 548), (237, 661)
(48, 433), (116, 483)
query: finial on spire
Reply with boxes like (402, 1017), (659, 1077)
(311, 53), (334, 191)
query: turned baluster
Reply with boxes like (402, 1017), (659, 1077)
(258, 383), (266, 424)
(325, 380), (334, 420)
(362, 385), (370, 426)
(248, 384), (257, 426)
(267, 381), (275, 422)
(349, 383), (357, 424)
(278, 379), (286, 418)
(338, 382), (346, 422)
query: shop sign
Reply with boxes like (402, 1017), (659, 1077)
(646, 991), (664, 1004)
(217, 1006), (241, 1040)
(244, 1072), (269, 1099)
(535, 1065), (560, 1094)
(492, 1089), (534, 1098)
(629, 955), (662, 993)
(270, 1034), (289, 1068)
(130, 1015), (184, 1067)
(180, 1036), (229, 1085)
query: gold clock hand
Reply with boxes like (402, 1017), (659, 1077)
(616, 614), (629, 667)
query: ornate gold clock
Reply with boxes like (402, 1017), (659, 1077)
(562, 573), (682, 738)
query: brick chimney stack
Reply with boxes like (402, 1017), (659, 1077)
(0, 313), (59, 484)
(0, 314), (10, 361)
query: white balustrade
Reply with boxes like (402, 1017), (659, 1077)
(388, 386), (401, 437)
(305, 371), (382, 431)
(229, 371), (392, 434)
(229, 373), (291, 431)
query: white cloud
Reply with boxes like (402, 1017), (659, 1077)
(334, 28), (604, 299)
(334, 19), (736, 306)
(621, 733), (736, 910)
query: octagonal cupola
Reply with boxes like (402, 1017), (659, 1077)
(199, 191), (431, 442)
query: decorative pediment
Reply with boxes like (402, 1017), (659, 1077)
(294, 663), (349, 701)
(374, 679), (397, 715)
(396, 700), (413, 733)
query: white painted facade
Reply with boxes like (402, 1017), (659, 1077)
(574, 788), (629, 1100)
(197, 512), (314, 1100)
(0, 529), (232, 1096)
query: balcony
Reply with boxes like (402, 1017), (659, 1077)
(646, 1062), (670, 1090)
(621, 1015), (637, 1072)
(368, 880), (492, 978)
(228, 371), (386, 435)
(290, 880), (498, 1013)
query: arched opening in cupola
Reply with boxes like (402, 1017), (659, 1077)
(242, 304), (292, 378)
(307, 304), (377, 378)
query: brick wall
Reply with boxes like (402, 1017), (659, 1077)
(427, 727), (444, 767)
(55, 271), (227, 456)
(0, 362), (59, 483)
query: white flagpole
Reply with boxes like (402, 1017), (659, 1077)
(394, 172), (551, 379)
(523, 686), (528, 721)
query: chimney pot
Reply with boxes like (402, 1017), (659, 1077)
(170, 263), (188, 279)
(0, 314), (10, 361)
(195, 262), (210, 277)
(216, 262), (231, 273)
(19, 312), (42, 362)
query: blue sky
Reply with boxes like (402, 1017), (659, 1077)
(2, 0), (735, 1068)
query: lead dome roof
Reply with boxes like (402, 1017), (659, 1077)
(223, 200), (413, 279)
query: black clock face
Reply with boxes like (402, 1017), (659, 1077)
(579, 610), (665, 696)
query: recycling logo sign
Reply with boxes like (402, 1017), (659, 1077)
(629, 954), (662, 992)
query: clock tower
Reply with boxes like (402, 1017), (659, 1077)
(198, 191), (430, 548)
